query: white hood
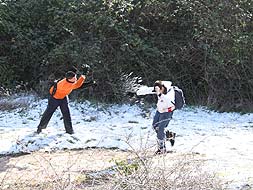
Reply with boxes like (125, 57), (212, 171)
(161, 81), (172, 89)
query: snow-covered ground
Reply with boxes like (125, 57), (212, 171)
(0, 95), (253, 189)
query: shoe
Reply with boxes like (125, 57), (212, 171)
(36, 128), (42, 134)
(155, 148), (166, 155)
(66, 131), (74, 135)
(170, 139), (175, 146)
(166, 131), (176, 146)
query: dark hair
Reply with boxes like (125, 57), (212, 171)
(153, 80), (167, 94)
(65, 71), (76, 79)
(154, 80), (163, 89)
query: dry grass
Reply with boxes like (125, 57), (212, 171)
(99, 151), (224, 190)
(0, 148), (225, 190)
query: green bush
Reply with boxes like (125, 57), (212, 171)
(0, 0), (252, 111)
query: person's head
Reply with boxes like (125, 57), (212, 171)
(153, 80), (167, 95)
(65, 71), (77, 83)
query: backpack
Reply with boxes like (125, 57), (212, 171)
(50, 79), (61, 96)
(172, 86), (185, 109)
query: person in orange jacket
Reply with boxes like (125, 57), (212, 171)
(36, 71), (85, 134)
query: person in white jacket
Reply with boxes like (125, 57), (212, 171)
(152, 80), (175, 154)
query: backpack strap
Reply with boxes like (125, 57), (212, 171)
(51, 79), (61, 96)
(167, 86), (175, 105)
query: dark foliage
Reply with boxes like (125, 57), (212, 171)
(0, 0), (252, 112)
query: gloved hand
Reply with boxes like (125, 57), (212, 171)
(168, 106), (175, 112)
(81, 64), (91, 75)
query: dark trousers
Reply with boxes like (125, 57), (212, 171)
(37, 96), (73, 134)
(152, 111), (173, 150)
(152, 111), (173, 140)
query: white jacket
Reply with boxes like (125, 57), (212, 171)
(157, 86), (175, 113)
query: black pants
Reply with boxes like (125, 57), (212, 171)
(37, 96), (73, 134)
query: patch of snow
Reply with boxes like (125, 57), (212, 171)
(0, 96), (253, 189)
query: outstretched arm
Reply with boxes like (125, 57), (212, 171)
(73, 75), (86, 89)
(136, 86), (156, 96)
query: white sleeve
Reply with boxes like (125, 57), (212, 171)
(136, 86), (156, 96)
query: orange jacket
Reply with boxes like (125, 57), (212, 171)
(49, 76), (85, 99)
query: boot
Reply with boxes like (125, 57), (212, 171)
(66, 130), (74, 135)
(155, 148), (166, 155)
(155, 139), (166, 155)
(36, 127), (42, 134)
(36, 125), (46, 134)
(166, 130), (176, 146)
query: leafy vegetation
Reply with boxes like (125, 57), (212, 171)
(0, 0), (252, 111)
